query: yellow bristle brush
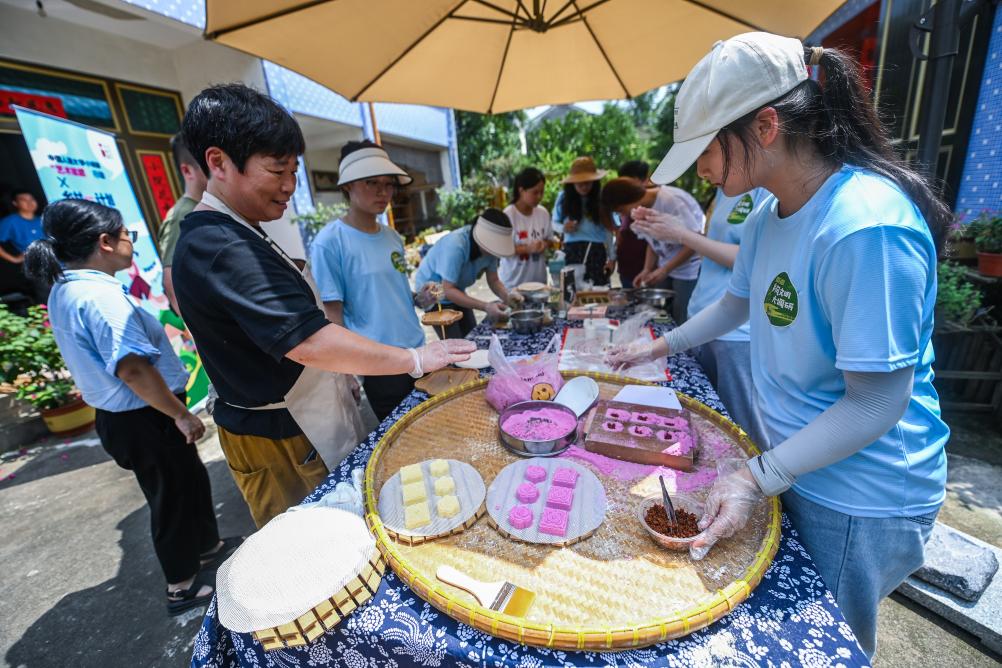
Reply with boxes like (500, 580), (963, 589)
(435, 565), (535, 617)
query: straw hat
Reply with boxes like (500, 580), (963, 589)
(216, 506), (384, 651)
(562, 156), (607, 184)
(337, 145), (414, 186)
(472, 207), (516, 258)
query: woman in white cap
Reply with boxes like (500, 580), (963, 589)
(310, 140), (439, 421)
(552, 156), (615, 286)
(413, 208), (517, 339)
(607, 32), (950, 657)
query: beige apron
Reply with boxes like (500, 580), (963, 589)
(201, 192), (366, 470)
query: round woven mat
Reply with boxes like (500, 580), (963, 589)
(363, 372), (781, 651)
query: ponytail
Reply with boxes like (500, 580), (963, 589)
(23, 199), (124, 287)
(600, 177), (648, 230)
(718, 46), (951, 251)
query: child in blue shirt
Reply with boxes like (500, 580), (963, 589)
(607, 33), (952, 658)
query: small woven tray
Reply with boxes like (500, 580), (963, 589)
(363, 372), (780, 651)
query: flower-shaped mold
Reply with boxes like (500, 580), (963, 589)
(508, 505), (534, 530)
(524, 465), (547, 483)
(605, 408), (632, 421)
(628, 424), (653, 438)
(631, 412), (660, 424)
(552, 467), (579, 488)
(538, 507), (569, 536)
(516, 482), (539, 503)
(658, 415), (689, 430)
(602, 420), (624, 432)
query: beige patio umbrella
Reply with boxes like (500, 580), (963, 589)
(205, 0), (845, 113)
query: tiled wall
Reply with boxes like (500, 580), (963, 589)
(125, 0), (205, 28)
(956, 8), (1002, 220)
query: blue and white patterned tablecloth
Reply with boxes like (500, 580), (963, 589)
(192, 321), (871, 668)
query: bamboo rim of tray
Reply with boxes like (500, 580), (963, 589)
(363, 371), (781, 651)
(385, 504), (487, 546)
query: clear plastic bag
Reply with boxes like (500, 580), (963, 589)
(485, 333), (565, 413)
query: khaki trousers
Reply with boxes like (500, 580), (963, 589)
(217, 427), (329, 528)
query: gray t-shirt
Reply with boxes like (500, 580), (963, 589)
(499, 204), (552, 289)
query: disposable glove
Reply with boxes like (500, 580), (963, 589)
(408, 339), (477, 377)
(690, 459), (764, 560)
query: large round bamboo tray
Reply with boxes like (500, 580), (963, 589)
(363, 371), (781, 651)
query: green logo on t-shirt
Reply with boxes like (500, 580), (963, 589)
(726, 194), (754, 224)
(764, 272), (798, 327)
(390, 250), (408, 274)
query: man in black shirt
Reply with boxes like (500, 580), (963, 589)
(174, 84), (473, 527)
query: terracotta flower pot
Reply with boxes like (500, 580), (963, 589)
(947, 239), (977, 260)
(40, 397), (96, 436)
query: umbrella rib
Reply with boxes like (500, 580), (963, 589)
(679, 0), (766, 32)
(572, 0), (630, 98)
(352, 0), (470, 101)
(207, 0), (331, 38)
(548, 0), (577, 25)
(548, 0), (611, 29)
(487, 2), (522, 113)
(470, 0), (521, 20)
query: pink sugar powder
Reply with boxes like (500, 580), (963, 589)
(659, 416), (689, 430)
(516, 482), (539, 503)
(628, 424), (653, 438)
(606, 408), (631, 421)
(502, 407), (577, 441)
(632, 412), (659, 424)
(524, 465), (547, 483)
(561, 445), (719, 492)
(508, 505), (533, 530)
(602, 420), (624, 433)
(538, 507), (569, 536)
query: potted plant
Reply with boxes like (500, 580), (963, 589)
(944, 220), (977, 261)
(969, 212), (1002, 276)
(936, 261), (983, 329)
(0, 303), (95, 435)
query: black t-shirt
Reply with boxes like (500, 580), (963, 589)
(173, 210), (328, 438)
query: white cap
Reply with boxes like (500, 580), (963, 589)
(337, 146), (413, 186)
(651, 32), (809, 185)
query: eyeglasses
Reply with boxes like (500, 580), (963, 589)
(122, 230), (138, 243)
(362, 178), (399, 194)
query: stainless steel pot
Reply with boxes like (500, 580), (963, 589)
(498, 400), (579, 457)
(509, 309), (544, 334)
(634, 287), (675, 311)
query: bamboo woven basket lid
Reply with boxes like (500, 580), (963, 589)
(363, 372), (780, 651)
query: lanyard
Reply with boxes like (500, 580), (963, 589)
(200, 191), (300, 273)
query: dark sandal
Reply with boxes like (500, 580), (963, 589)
(166, 569), (216, 616)
(200, 536), (245, 569)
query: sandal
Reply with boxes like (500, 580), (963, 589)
(200, 536), (245, 570)
(166, 569), (216, 616)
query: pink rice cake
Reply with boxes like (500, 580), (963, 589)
(538, 507), (570, 537)
(552, 467), (579, 488)
(601, 420), (624, 433)
(508, 505), (534, 530)
(631, 411), (660, 425)
(524, 465), (547, 483)
(605, 407), (632, 421)
(628, 424), (654, 438)
(546, 484), (574, 510)
(516, 482), (540, 503)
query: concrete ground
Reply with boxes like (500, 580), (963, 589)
(1, 303), (1000, 666)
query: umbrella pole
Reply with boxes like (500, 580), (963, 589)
(368, 101), (396, 230)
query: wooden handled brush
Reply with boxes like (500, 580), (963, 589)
(435, 565), (535, 617)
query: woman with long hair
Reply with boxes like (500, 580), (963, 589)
(607, 33), (950, 658)
(600, 178), (703, 323)
(24, 199), (237, 615)
(499, 167), (553, 290)
(552, 157), (614, 286)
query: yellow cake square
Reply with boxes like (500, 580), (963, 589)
(429, 459), (450, 477)
(405, 502), (431, 529)
(433, 476), (456, 496)
(400, 463), (424, 485)
(436, 495), (460, 518)
(402, 481), (427, 506)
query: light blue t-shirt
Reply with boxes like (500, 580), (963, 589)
(552, 190), (615, 259)
(48, 269), (189, 412)
(310, 219), (424, 349)
(728, 166), (948, 518)
(413, 226), (498, 298)
(687, 188), (770, 341)
(0, 213), (43, 254)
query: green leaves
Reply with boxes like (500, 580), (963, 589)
(968, 213), (1002, 254)
(0, 303), (77, 410)
(937, 261), (983, 327)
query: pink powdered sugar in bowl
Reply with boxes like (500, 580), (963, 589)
(501, 406), (578, 441)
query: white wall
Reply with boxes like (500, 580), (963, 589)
(171, 40), (267, 104)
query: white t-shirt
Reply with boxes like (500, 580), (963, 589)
(635, 186), (704, 280)
(499, 204), (553, 289)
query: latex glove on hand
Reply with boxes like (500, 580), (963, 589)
(690, 460), (764, 560)
(485, 301), (510, 320)
(409, 339), (477, 377)
(414, 282), (443, 309)
(506, 291), (525, 308)
(631, 210), (689, 244)
(605, 338), (660, 369)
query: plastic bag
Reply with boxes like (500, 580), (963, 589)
(485, 333), (565, 413)
(612, 307), (660, 345)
